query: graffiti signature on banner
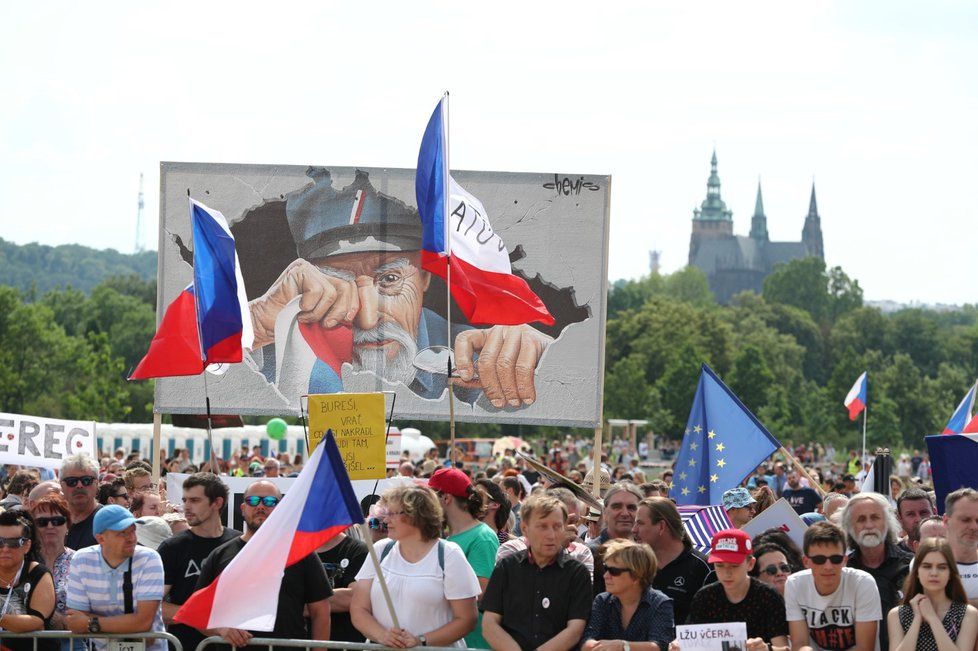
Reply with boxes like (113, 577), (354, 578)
(307, 393), (386, 480)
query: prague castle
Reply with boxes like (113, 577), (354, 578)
(688, 151), (824, 303)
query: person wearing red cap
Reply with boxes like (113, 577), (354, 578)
(673, 529), (788, 651)
(429, 467), (500, 650)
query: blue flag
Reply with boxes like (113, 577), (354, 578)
(925, 433), (978, 514)
(670, 364), (782, 506)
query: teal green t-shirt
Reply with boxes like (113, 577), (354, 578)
(448, 522), (500, 649)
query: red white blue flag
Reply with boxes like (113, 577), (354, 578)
(844, 371), (868, 421)
(943, 381), (977, 434)
(174, 432), (361, 631)
(416, 96), (554, 327)
(130, 199), (253, 379)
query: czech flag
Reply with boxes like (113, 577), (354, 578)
(416, 96), (554, 327)
(174, 431), (361, 631)
(844, 371), (868, 421)
(943, 381), (977, 434)
(130, 199), (254, 380)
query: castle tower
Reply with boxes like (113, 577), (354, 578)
(749, 180), (769, 241)
(802, 182), (824, 259)
(689, 150), (734, 263)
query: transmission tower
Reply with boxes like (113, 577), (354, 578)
(135, 172), (145, 253)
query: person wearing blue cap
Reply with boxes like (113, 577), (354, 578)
(247, 168), (553, 409)
(64, 505), (167, 651)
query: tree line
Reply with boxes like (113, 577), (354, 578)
(1, 255), (975, 453)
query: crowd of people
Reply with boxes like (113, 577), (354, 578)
(0, 440), (972, 651)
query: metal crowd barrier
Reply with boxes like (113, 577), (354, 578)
(0, 630), (182, 651)
(198, 635), (484, 651)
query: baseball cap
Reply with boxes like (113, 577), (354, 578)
(722, 487), (756, 510)
(93, 504), (143, 535)
(428, 468), (472, 498)
(135, 516), (173, 550)
(708, 528), (753, 564)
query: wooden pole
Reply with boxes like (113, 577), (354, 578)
(591, 424), (603, 498)
(151, 412), (162, 485)
(357, 523), (400, 629)
(779, 445), (827, 497)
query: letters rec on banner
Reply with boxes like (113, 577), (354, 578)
(0, 411), (97, 468)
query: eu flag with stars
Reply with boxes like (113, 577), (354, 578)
(670, 364), (782, 506)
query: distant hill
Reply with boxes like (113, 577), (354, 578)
(0, 237), (156, 295)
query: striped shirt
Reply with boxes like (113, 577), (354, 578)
(66, 545), (167, 651)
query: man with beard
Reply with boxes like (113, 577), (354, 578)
(943, 488), (978, 605)
(194, 481), (332, 648)
(588, 483), (642, 596)
(248, 169), (552, 407)
(157, 473), (240, 651)
(782, 468), (823, 516)
(841, 492), (912, 651)
(61, 454), (102, 550)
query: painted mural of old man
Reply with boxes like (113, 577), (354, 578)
(247, 169), (554, 409)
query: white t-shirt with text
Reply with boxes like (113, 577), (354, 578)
(784, 567), (882, 651)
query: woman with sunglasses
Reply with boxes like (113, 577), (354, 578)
(748, 543), (793, 596)
(583, 539), (674, 651)
(887, 537), (978, 651)
(28, 496), (73, 634)
(351, 484), (480, 649)
(0, 510), (57, 651)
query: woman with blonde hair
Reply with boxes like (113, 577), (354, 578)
(888, 537), (978, 651)
(582, 539), (674, 651)
(751, 485), (776, 515)
(351, 484), (480, 648)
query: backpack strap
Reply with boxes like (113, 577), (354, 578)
(380, 539), (396, 564)
(437, 539), (445, 573)
(123, 556), (134, 614)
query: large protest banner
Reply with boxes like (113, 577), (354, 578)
(307, 393), (387, 480)
(0, 412), (97, 468)
(154, 163), (611, 428)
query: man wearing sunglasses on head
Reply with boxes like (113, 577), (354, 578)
(194, 480), (332, 649)
(785, 521), (882, 651)
(61, 454), (102, 550)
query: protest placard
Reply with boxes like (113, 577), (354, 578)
(675, 623), (748, 651)
(742, 497), (809, 550)
(307, 393), (386, 480)
(0, 411), (97, 469)
(386, 429), (402, 470)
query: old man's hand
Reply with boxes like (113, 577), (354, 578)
(453, 325), (553, 407)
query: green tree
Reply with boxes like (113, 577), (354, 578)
(728, 344), (775, 415)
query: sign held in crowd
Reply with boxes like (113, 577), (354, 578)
(307, 393), (387, 480)
(0, 411), (96, 468)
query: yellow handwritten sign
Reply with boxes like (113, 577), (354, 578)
(307, 393), (386, 480)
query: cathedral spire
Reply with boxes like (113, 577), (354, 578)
(802, 182), (824, 259)
(750, 179), (768, 241)
(693, 149), (733, 222)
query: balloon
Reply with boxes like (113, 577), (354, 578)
(266, 418), (288, 440)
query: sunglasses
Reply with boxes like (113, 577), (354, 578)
(367, 517), (389, 531)
(36, 516), (67, 528)
(114, 493), (130, 500)
(762, 563), (792, 576)
(244, 496), (280, 508)
(808, 554), (846, 565)
(604, 566), (632, 577)
(0, 537), (27, 549)
(62, 476), (96, 487)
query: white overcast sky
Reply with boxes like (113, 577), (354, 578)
(1, 1), (975, 304)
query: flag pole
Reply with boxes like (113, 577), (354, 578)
(861, 407), (867, 467)
(778, 445), (827, 497)
(203, 371), (217, 472)
(442, 91), (457, 458)
(358, 522), (401, 629)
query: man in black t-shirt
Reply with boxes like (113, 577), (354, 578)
(158, 473), (241, 651)
(315, 532), (367, 643)
(195, 480), (332, 648)
(782, 468), (823, 515)
(682, 529), (789, 649)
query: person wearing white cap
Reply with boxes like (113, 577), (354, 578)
(722, 487), (757, 530)
(135, 517), (172, 551)
(64, 504), (167, 651)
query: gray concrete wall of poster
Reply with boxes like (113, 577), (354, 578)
(155, 162), (610, 427)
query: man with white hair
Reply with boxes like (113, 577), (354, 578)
(62, 453), (102, 549)
(841, 491), (911, 651)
